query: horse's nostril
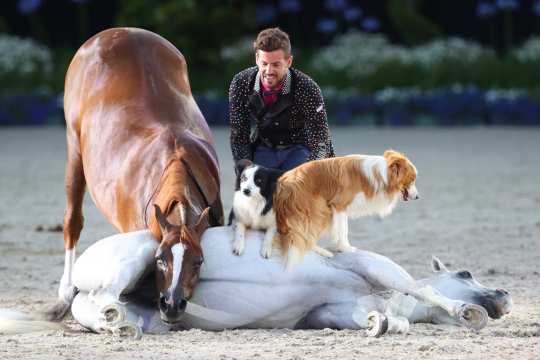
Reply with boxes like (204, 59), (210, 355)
(159, 295), (167, 310)
(179, 299), (187, 311)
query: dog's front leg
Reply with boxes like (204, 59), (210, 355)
(261, 227), (276, 258)
(331, 209), (356, 252)
(233, 221), (246, 255)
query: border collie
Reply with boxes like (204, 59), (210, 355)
(274, 150), (419, 267)
(229, 159), (284, 258)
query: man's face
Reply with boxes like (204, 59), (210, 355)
(255, 49), (293, 89)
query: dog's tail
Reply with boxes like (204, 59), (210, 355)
(0, 308), (67, 334)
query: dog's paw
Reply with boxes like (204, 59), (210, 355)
(313, 246), (334, 258)
(232, 242), (245, 256)
(336, 244), (358, 253)
(260, 245), (272, 259)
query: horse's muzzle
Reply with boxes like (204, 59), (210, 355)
(476, 289), (512, 319)
(159, 295), (188, 323)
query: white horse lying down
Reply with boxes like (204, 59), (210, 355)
(64, 226), (512, 338)
(0, 226), (512, 338)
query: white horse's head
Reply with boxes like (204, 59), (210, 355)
(427, 256), (512, 319)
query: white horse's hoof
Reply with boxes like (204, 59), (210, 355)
(110, 321), (142, 340)
(457, 304), (488, 331)
(366, 311), (388, 337)
(101, 303), (126, 326)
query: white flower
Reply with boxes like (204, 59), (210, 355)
(512, 37), (540, 62)
(311, 32), (493, 78)
(0, 34), (52, 76)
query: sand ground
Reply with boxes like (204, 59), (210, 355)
(0, 126), (539, 360)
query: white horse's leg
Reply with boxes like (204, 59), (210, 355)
(71, 293), (142, 339)
(337, 252), (488, 330)
(71, 231), (158, 330)
(295, 296), (409, 337)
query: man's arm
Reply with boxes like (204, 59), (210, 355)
(299, 78), (335, 161)
(229, 73), (252, 161)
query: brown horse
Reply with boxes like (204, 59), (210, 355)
(55, 27), (223, 324)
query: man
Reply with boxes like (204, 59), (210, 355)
(229, 27), (335, 171)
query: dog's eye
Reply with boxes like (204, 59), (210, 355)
(457, 270), (472, 279)
(255, 178), (262, 185)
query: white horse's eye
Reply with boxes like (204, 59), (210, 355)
(156, 259), (167, 271)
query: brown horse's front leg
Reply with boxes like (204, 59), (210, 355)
(59, 142), (86, 306)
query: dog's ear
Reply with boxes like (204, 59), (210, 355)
(384, 150), (405, 180)
(235, 159), (253, 176)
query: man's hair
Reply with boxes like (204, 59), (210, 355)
(253, 28), (291, 56)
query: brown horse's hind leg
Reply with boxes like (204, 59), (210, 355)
(53, 138), (86, 318)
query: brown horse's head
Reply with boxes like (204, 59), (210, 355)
(153, 204), (209, 324)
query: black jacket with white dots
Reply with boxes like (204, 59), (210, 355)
(229, 66), (335, 162)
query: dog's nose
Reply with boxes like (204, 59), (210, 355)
(243, 188), (251, 196)
(413, 194), (419, 200)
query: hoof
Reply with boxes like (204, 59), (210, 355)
(366, 311), (389, 337)
(457, 304), (488, 331)
(110, 321), (142, 340)
(101, 303), (126, 326)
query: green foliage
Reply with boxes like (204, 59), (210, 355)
(115, 0), (256, 72)
(387, 0), (442, 45)
(307, 55), (540, 95)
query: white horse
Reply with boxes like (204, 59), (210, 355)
(1, 226), (512, 338)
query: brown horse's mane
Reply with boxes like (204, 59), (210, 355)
(147, 153), (203, 255)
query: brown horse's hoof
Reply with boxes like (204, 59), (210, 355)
(457, 304), (488, 331)
(366, 311), (389, 337)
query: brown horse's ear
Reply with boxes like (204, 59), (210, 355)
(193, 207), (211, 236)
(154, 204), (173, 233)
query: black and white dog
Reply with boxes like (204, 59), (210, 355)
(229, 159), (284, 258)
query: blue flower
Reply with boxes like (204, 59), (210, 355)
(476, 2), (497, 18)
(317, 19), (338, 34)
(325, 0), (348, 12)
(279, 0), (301, 13)
(362, 17), (380, 32)
(496, 0), (519, 11)
(17, 0), (41, 15)
(343, 6), (363, 22)
(256, 5), (277, 24)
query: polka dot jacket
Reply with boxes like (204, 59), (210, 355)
(229, 66), (335, 162)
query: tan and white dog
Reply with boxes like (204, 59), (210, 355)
(274, 150), (419, 267)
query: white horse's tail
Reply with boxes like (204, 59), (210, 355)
(0, 308), (66, 334)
